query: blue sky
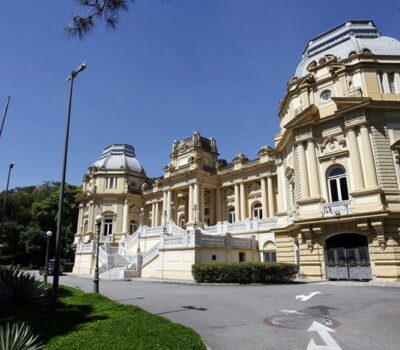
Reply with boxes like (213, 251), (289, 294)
(0, 0), (399, 189)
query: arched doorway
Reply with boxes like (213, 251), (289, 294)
(325, 233), (372, 280)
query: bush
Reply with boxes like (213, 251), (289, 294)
(0, 323), (42, 350)
(0, 266), (48, 306)
(192, 262), (299, 284)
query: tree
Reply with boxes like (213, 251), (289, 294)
(0, 182), (81, 267)
(65, 0), (134, 39)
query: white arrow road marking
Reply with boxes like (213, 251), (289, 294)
(296, 291), (321, 302)
(279, 309), (306, 315)
(307, 321), (342, 350)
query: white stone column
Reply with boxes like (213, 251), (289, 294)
(193, 183), (200, 223)
(347, 127), (365, 191)
(166, 190), (172, 221)
(154, 201), (160, 226)
(307, 139), (321, 197)
(277, 165), (287, 213)
(359, 124), (378, 188)
(267, 176), (275, 217)
(173, 191), (178, 224)
(261, 177), (268, 219)
(240, 182), (247, 220)
(234, 183), (240, 222)
(188, 184), (193, 223)
(151, 202), (156, 227)
(200, 184), (205, 222)
(215, 188), (222, 222)
(122, 198), (129, 233)
(297, 142), (310, 199)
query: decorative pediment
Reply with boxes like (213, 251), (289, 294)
(284, 104), (319, 130)
(249, 182), (261, 193)
(225, 187), (234, 198)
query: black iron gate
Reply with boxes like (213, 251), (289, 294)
(326, 246), (372, 280)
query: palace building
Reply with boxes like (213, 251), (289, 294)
(73, 20), (400, 281)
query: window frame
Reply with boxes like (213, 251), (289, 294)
(252, 202), (263, 219)
(103, 218), (113, 236)
(228, 206), (235, 224)
(327, 166), (349, 202)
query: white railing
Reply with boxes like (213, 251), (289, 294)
(142, 225), (164, 236)
(142, 243), (160, 265)
(202, 217), (278, 235)
(322, 200), (352, 217)
(99, 245), (112, 269)
(198, 234), (225, 247)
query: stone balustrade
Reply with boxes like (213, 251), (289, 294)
(322, 200), (352, 217)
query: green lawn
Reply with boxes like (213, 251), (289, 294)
(0, 286), (206, 350)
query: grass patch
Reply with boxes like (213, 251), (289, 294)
(0, 286), (206, 350)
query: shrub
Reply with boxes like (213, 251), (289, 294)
(0, 323), (42, 350)
(0, 266), (48, 306)
(191, 262), (299, 283)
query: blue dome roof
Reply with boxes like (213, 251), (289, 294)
(93, 144), (144, 173)
(295, 20), (400, 78)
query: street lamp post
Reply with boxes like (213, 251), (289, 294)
(93, 215), (102, 293)
(43, 231), (53, 283)
(52, 63), (87, 309)
(0, 96), (11, 144)
(0, 162), (15, 264)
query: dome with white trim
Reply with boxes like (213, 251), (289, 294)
(92, 144), (144, 173)
(295, 20), (400, 78)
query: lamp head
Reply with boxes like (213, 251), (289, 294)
(46, 230), (52, 237)
(95, 215), (103, 223)
(10, 162), (15, 169)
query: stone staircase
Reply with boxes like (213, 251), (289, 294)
(100, 266), (126, 280)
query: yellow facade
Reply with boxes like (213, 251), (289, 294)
(73, 20), (400, 281)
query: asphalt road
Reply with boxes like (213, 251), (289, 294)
(55, 275), (400, 350)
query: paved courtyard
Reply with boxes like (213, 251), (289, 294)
(57, 275), (400, 350)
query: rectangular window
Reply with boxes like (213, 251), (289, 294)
(103, 219), (113, 236)
(239, 252), (246, 262)
(329, 179), (339, 202)
(212, 255), (217, 261)
(388, 72), (396, 94)
(339, 177), (349, 200)
(263, 251), (277, 262)
(105, 177), (118, 189)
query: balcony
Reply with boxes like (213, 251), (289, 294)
(322, 200), (352, 217)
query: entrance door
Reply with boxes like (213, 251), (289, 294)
(325, 234), (372, 280)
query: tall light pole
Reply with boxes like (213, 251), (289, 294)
(94, 215), (102, 293)
(52, 63), (87, 309)
(43, 230), (53, 283)
(0, 96), (11, 144)
(0, 162), (15, 264)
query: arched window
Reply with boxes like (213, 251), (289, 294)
(228, 206), (235, 224)
(327, 166), (349, 202)
(263, 241), (277, 262)
(252, 202), (263, 219)
(130, 220), (138, 234)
